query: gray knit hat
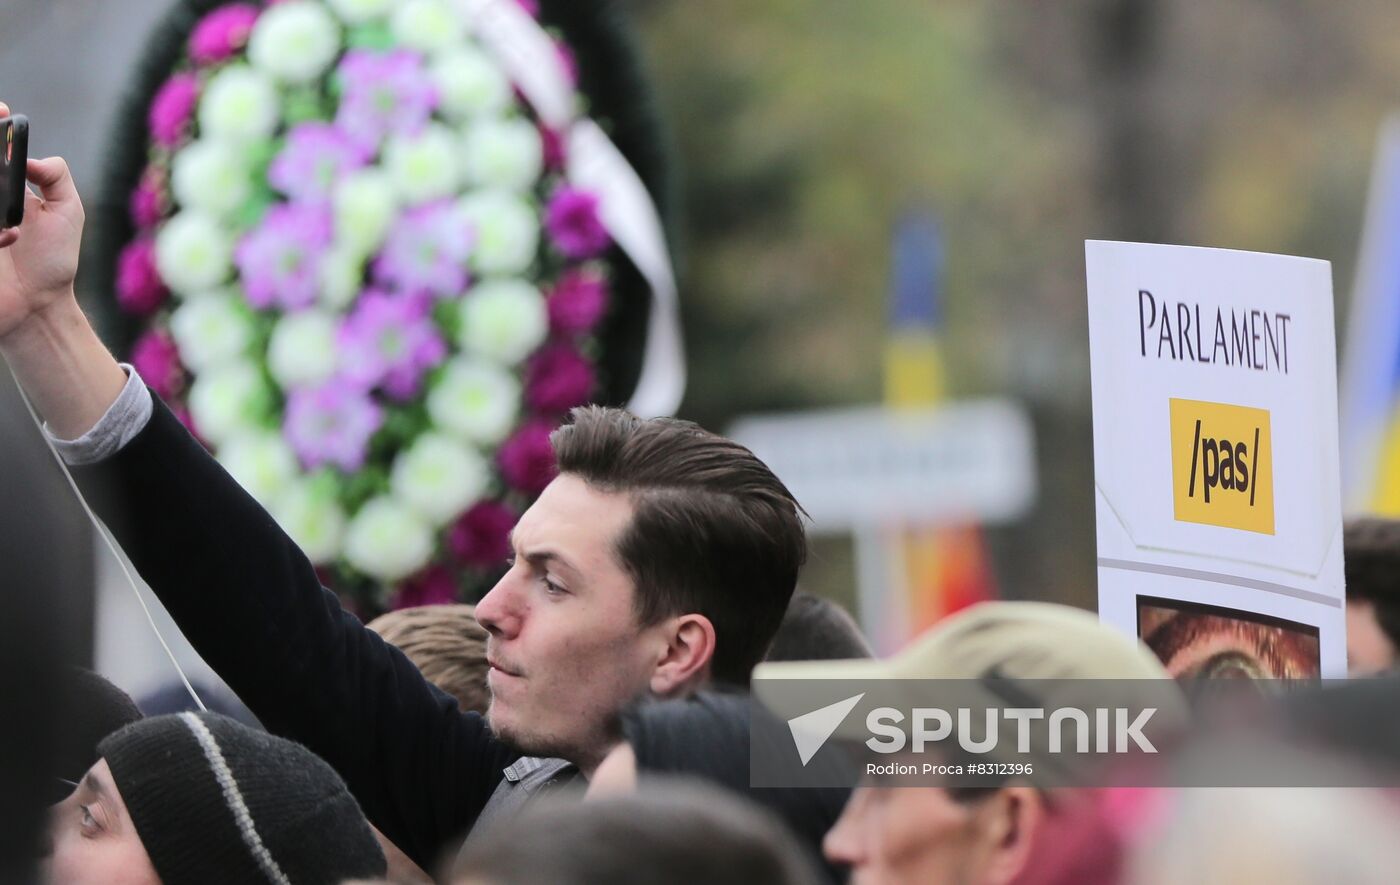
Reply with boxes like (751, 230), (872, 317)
(98, 712), (385, 885)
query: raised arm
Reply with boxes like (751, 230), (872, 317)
(0, 133), (514, 866)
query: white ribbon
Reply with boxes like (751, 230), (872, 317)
(457, 0), (686, 418)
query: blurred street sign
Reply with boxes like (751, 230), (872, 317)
(729, 399), (1036, 533)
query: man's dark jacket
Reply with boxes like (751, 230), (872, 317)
(77, 395), (542, 871)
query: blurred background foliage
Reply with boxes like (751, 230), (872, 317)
(618, 0), (1400, 611)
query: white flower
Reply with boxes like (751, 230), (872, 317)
(460, 118), (543, 192)
(268, 310), (339, 390)
(326, 0), (393, 25)
(187, 360), (271, 446)
(427, 357), (521, 445)
(155, 212), (234, 296)
(169, 292), (254, 373)
(271, 478), (347, 564)
(217, 431), (298, 508)
(384, 124), (460, 206)
(197, 65), (279, 142)
(390, 0), (465, 56)
(458, 190), (539, 275)
(431, 47), (511, 121)
(248, 1), (342, 84)
(390, 432), (489, 526)
(333, 169), (397, 255)
(171, 140), (251, 217)
(318, 246), (366, 310)
(458, 279), (548, 365)
(344, 496), (434, 582)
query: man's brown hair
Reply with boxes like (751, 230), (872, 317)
(1344, 516), (1400, 651)
(551, 406), (807, 685)
(366, 605), (490, 715)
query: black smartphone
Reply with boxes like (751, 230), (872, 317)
(1, 114), (29, 229)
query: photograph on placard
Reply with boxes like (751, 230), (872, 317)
(1137, 595), (1321, 679)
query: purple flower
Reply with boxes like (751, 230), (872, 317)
(334, 50), (437, 153)
(390, 564), (460, 609)
(449, 501), (518, 570)
(269, 123), (370, 204)
(545, 187), (610, 259)
(540, 125), (567, 172)
(499, 419), (559, 494)
(149, 73), (200, 148)
(372, 201), (473, 298)
(116, 238), (169, 315)
(130, 330), (184, 400)
(189, 4), (260, 65)
(514, 0), (541, 16)
(337, 291), (447, 400)
(525, 344), (594, 413)
(556, 41), (579, 87)
(173, 403), (202, 442)
(130, 168), (167, 229)
(547, 268), (609, 334)
(283, 378), (384, 471)
(235, 203), (334, 310)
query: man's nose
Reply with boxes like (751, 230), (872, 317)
(475, 573), (521, 638)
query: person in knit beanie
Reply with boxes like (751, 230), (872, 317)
(52, 668), (144, 799)
(41, 711), (386, 885)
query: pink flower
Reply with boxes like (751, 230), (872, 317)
(545, 187), (610, 259)
(448, 501), (517, 570)
(555, 42), (579, 87)
(391, 564), (460, 609)
(148, 73), (200, 148)
(130, 330), (185, 400)
(129, 168), (167, 229)
(174, 404), (204, 445)
(337, 291), (447, 401)
(116, 238), (169, 315)
(513, 0), (541, 16)
(547, 267), (609, 334)
(525, 344), (594, 413)
(189, 4), (260, 65)
(498, 419), (559, 494)
(539, 124), (567, 171)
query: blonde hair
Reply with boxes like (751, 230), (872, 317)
(367, 605), (490, 715)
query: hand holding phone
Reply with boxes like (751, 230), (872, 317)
(0, 113), (29, 229)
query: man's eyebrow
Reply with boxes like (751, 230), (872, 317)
(82, 770), (110, 800)
(523, 548), (581, 578)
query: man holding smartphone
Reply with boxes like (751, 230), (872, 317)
(0, 100), (810, 876)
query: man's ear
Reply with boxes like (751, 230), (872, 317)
(972, 785), (1045, 885)
(649, 613), (716, 696)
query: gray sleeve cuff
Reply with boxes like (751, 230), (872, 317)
(47, 363), (155, 466)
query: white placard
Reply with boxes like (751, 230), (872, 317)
(729, 400), (1036, 532)
(1087, 241), (1345, 677)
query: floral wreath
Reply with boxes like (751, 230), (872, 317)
(93, 0), (674, 610)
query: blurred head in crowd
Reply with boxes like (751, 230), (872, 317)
(1, 373), (88, 880)
(368, 604), (491, 715)
(766, 590), (873, 662)
(42, 711), (385, 885)
(1128, 784), (1400, 885)
(757, 602), (1179, 885)
(1343, 517), (1400, 675)
(52, 669), (142, 798)
(589, 689), (850, 879)
(454, 781), (823, 885)
(474, 405), (806, 770)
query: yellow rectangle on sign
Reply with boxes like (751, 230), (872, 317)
(1169, 398), (1274, 535)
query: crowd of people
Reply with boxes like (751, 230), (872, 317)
(6, 110), (1400, 885)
